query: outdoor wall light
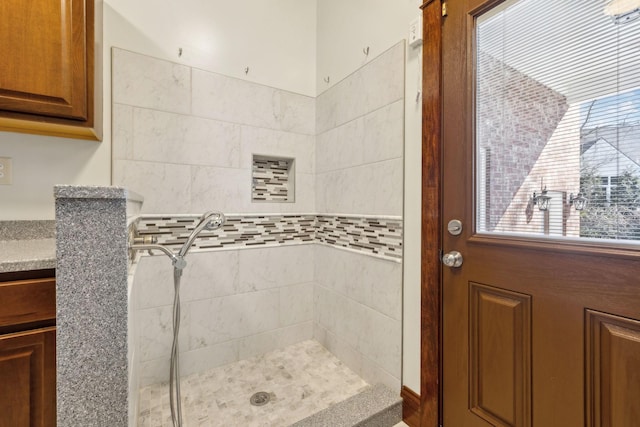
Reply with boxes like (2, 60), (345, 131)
(569, 193), (588, 211)
(532, 188), (552, 211)
(605, 0), (640, 23)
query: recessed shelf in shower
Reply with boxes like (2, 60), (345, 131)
(251, 154), (295, 203)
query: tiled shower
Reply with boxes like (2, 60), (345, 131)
(113, 41), (405, 425)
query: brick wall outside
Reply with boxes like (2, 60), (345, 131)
(478, 52), (569, 231)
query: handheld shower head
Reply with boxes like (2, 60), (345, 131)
(178, 211), (225, 257)
(200, 211), (225, 230)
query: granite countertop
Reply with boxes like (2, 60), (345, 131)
(0, 221), (56, 273)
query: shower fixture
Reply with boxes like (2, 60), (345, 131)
(130, 210), (225, 427)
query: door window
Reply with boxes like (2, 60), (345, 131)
(476, 0), (640, 243)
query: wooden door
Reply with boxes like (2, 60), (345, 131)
(441, 1), (640, 426)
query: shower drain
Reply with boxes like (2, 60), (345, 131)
(250, 391), (271, 406)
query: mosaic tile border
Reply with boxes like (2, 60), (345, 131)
(134, 213), (402, 262)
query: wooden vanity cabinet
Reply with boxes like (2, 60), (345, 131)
(0, 0), (102, 140)
(0, 271), (56, 427)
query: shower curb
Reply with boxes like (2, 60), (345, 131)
(290, 383), (402, 427)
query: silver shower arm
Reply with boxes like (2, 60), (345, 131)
(130, 243), (187, 270)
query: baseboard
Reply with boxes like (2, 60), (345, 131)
(401, 386), (421, 427)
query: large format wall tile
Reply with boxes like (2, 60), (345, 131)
(313, 243), (402, 388)
(137, 305), (190, 362)
(132, 109), (241, 168)
(314, 245), (401, 321)
(192, 69), (315, 135)
(316, 42), (404, 134)
(189, 166), (249, 213)
(238, 245), (314, 293)
(316, 118), (365, 173)
(113, 49), (191, 114)
(112, 103), (133, 160)
(240, 126), (315, 174)
(316, 159), (403, 215)
(113, 160), (191, 214)
(187, 289), (280, 350)
(182, 251), (240, 302)
(363, 100), (404, 164)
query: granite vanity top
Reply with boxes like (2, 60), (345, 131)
(0, 221), (56, 273)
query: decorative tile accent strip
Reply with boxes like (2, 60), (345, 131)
(136, 214), (316, 251)
(252, 156), (294, 202)
(134, 213), (403, 261)
(315, 215), (403, 260)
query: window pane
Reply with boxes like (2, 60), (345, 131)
(476, 0), (640, 242)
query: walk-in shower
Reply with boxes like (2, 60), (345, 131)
(131, 211), (225, 427)
(114, 39), (406, 426)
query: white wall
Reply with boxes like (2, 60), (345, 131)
(316, 0), (423, 392)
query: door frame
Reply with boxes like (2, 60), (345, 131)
(419, 1), (443, 426)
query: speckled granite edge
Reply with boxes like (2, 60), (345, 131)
(55, 186), (129, 427)
(0, 220), (55, 240)
(0, 238), (56, 273)
(54, 184), (143, 202)
(290, 384), (402, 427)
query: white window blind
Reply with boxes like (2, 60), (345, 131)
(476, 0), (640, 242)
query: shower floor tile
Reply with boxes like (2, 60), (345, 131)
(137, 340), (370, 426)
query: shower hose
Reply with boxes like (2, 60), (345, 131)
(170, 267), (183, 427)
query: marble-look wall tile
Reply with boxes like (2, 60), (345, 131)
(187, 289), (280, 350)
(363, 100), (404, 165)
(359, 307), (401, 378)
(316, 42), (404, 134)
(314, 244), (401, 321)
(134, 255), (174, 309)
(192, 69), (315, 135)
(313, 325), (363, 378)
(316, 159), (403, 216)
(238, 322), (313, 360)
(313, 285), (401, 388)
(182, 251), (240, 302)
(240, 126), (315, 174)
(190, 166), (249, 213)
(113, 160), (191, 214)
(280, 282), (314, 326)
(132, 109), (241, 168)
(316, 100), (403, 174)
(360, 353), (401, 391)
(112, 103), (133, 160)
(139, 357), (170, 388)
(137, 305), (190, 362)
(316, 118), (364, 173)
(134, 251), (242, 308)
(180, 340), (239, 377)
(238, 245), (314, 293)
(113, 49), (191, 114)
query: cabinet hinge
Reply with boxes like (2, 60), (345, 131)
(442, 1), (448, 16)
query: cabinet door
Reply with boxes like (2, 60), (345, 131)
(0, 0), (88, 120)
(0, 327), (56, 427)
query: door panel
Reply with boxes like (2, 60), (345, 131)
(441, 0), (640, 426)
(586, 311), (640, 427)
(469, 283), (531, 427)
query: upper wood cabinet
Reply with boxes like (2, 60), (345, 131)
(0, 0), (102, 140)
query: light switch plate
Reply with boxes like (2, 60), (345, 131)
(0, 157), (13, 185)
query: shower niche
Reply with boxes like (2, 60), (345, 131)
(251, 155), (295, 203)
